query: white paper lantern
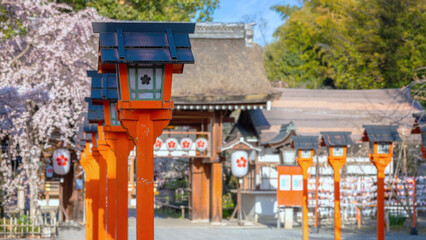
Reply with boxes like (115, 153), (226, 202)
(46, 166), (54, 178)
(231, 151), (249, 178)
(166, 138), (178, 151)
(195, 137), (208, 152)
(154, 138), (163, 151)
(52, 148), (71, 175)
(180, 138), (193, 151)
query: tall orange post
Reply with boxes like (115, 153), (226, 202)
(327, 146), (347, 240)
(370, 143), (393, 240)
(120, 110), (171, 240)
(83, 143), (100, 240)
(314, 156), (320, 229)
(92, 134), (107, 240)
(92, 22), (195, 240)
(97, 125), (117, 240)
(80, 151), (94, 240)
(296, 149), (314, 240)
(362, 125), (400, 240)
(104, 131), (134, 240)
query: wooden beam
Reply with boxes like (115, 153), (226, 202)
(172, 111), (215, 118)
(210, 111), (223, 222)
(190, 158), (210, 220)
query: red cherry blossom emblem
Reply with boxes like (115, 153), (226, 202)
(168, 141), (176, 149)
(154, 139), (162, 148)
(236, 156), (247, 168)
(56, 155), (68, 166)
(197, 141), (205, 148)
(182, 141), (190, 149)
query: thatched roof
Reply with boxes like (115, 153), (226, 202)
(171, 23), (278, 106)
(261, 88), (423, 142)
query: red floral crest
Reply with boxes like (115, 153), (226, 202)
(56, 155), (68, 166)
(182, 141), (190, 149)
(197, 140), (205, 148)
(236, 156), (247, 168)
(154, 139), (162, 148)
(168, 141), (176, 149)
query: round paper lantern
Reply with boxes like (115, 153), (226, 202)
(154, 138), (163, 151)
(166, 138), (178, 151)
(52, 148), (71, 175)
(231, 151), (249, 178)
(46, 166), (54, 178)
(195, 137), (208, 152)
(180, 138), (193, 151)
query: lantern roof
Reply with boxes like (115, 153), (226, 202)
(85, 98), (104, 123)
(92, 22), (195, 65)
(221, 137), (261, 152)
(83, 123), (98, 133)
(87, 70), (118, 103)
(412, 111), (426, 134)
(361, 125), (401, 143)
(291, 136), (319, 150)
(320, 131), (353, 147)
(76, 123), (91, 146)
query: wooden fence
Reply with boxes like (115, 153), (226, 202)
(0, 211), (57, 239)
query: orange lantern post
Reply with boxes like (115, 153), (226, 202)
(410, 112), (425, 235)
(361, 125), (401, 240)
(96, 126), (116, 240)
(291, 135), (318, 240)
(81, 136), (100, 240)
(103, 130), (134, 240)
(87, 70), (135, 240)
(92, 22), (195, 240)
(79, 148), (94, 240)
(86, 102), (108, 240)
(320, 132), (353, 240)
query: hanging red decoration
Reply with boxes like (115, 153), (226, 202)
(52, 148), (71, 175)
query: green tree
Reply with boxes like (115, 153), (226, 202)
(56, 0), (219, 22)
(265, 0), (426, 89)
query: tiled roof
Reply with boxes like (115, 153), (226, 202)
(320, 131), (353, 147)
(261, 88), (422, 142)
(266, 121), (297, 146)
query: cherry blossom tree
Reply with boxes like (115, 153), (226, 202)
(0, 0), (104, 215)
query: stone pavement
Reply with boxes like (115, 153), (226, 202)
(57, 209), (426, 240)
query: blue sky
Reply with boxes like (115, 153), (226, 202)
(212, 0), (301, 46)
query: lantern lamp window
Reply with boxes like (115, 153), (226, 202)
(282, 149), (296, 164)
(300, 150), (311, 159)
(109, 102), (120, 126)
(332, 147), (344, 156)
(128, 65), (164, 100)
(377, 143), (390, 154)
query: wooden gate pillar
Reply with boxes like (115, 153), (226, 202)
(210, 111), (223, 222)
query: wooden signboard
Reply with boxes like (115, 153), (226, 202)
(277, 165), (303, 207)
